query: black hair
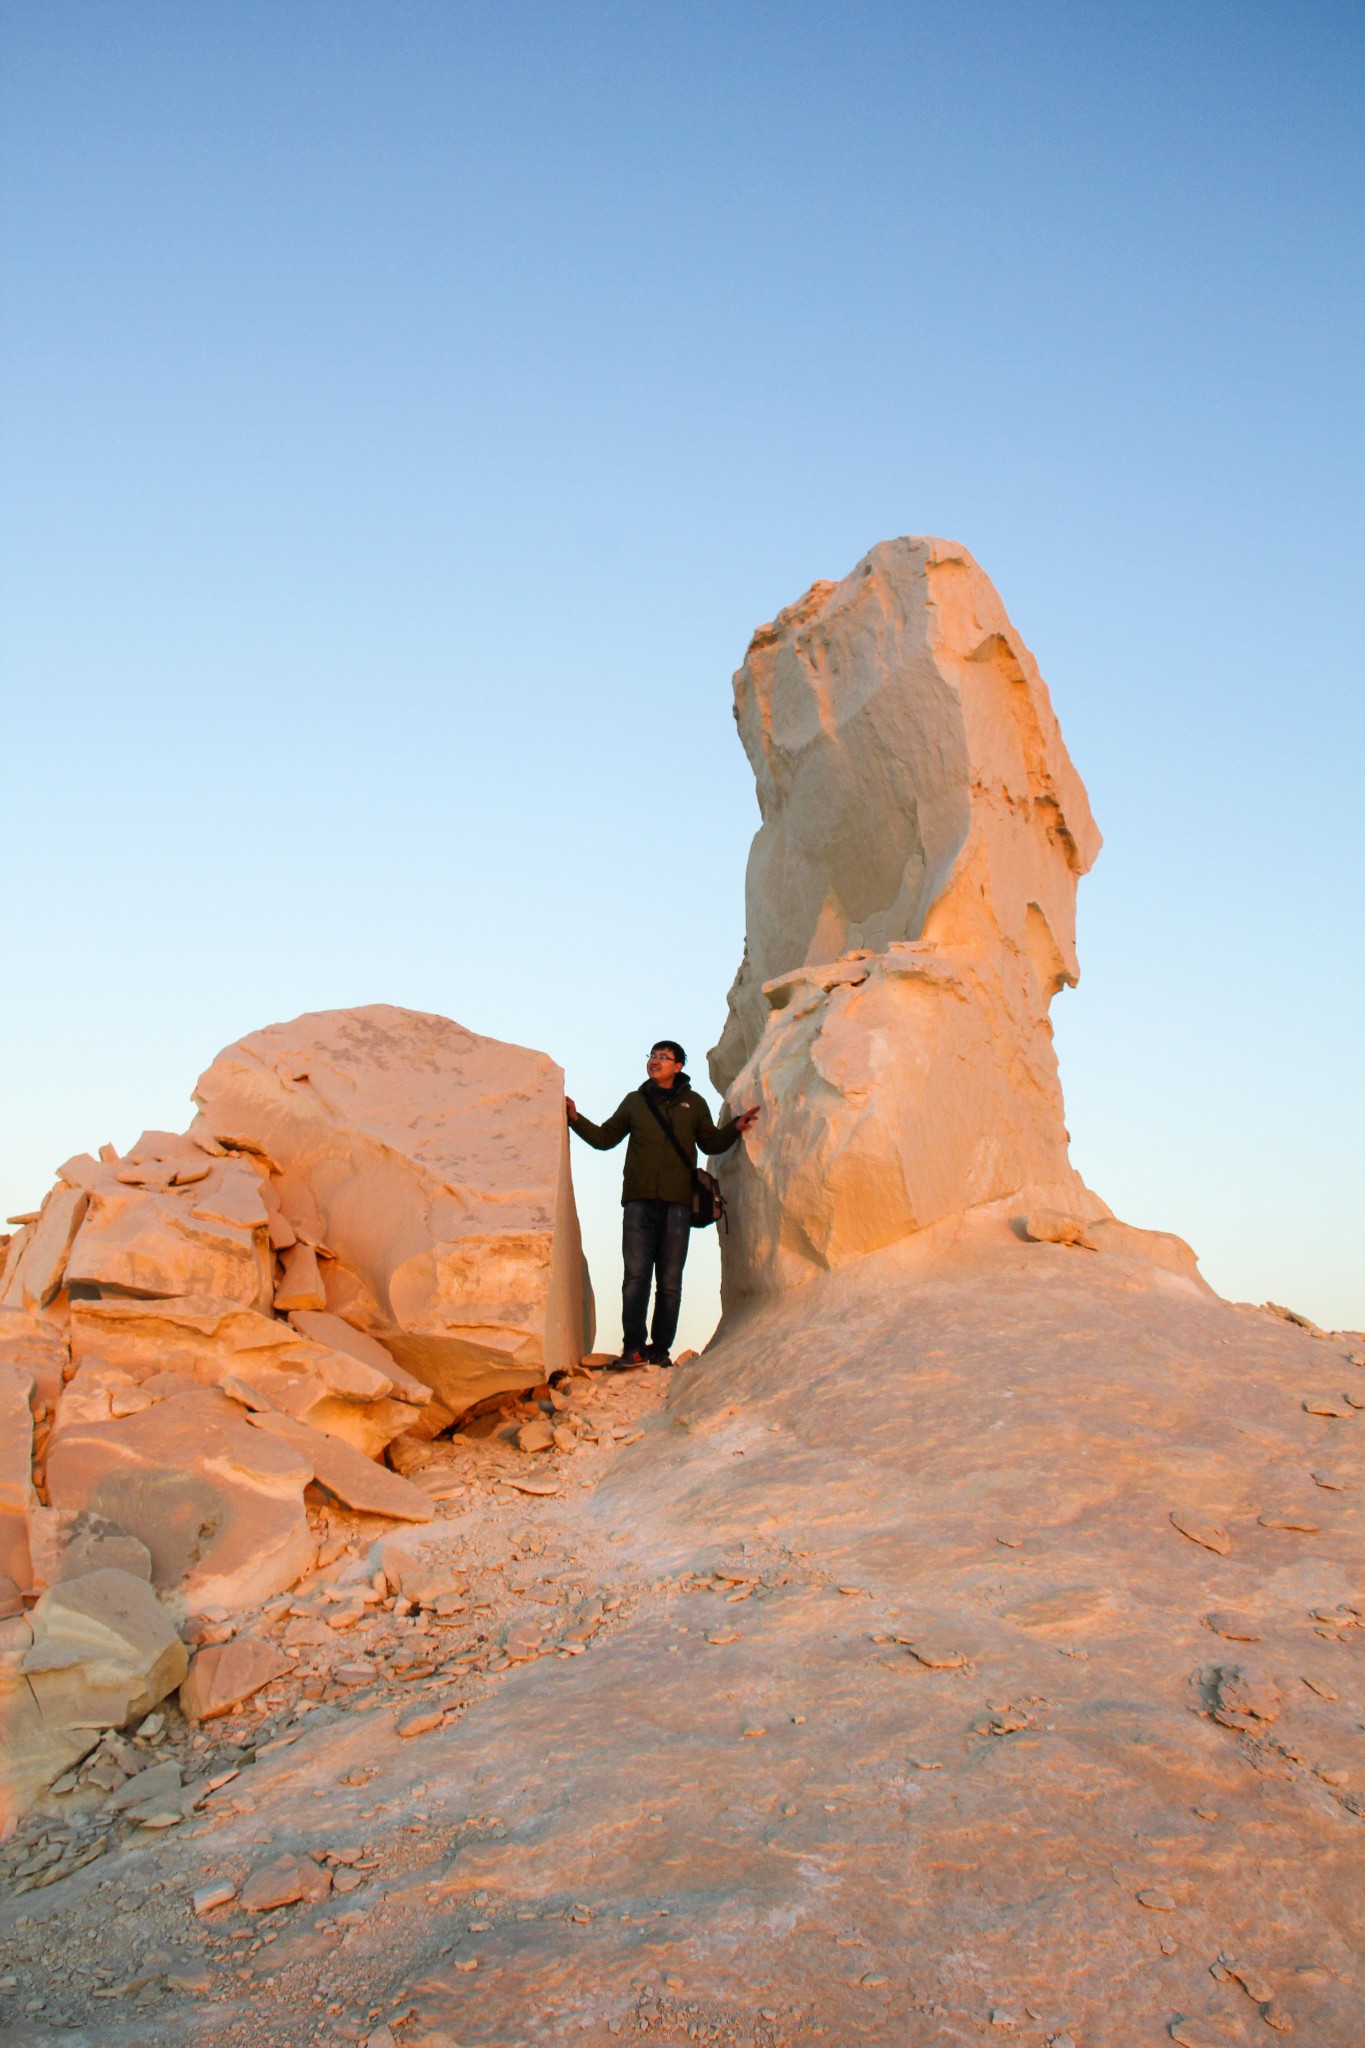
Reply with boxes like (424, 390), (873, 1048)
(651, 1039), (686, 1064)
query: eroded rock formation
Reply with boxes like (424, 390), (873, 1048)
(710, 537), (1181, 1292)
(0, 547), (1359, 2044)
(0, 1006), (592, 1823)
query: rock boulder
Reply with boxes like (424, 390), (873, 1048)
(45, 1383), (316, 1612)
(180, 1633), (293, 1721)
(193, 1005), (594, 1412)
(1, 1567), (187, 1824)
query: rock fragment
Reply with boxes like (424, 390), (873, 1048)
(239, 1851), (332, 1911)
(105, 1758), (182, 1813)
(64, 1160), (272, 1310)
(395, 1705), (445, 1737)
(1204, 1612), (1260, 1641)
(192, 1880), (237, 1914)
(2, 1568), (187, 1820)
(0, 1186), (87, 1313)
(1209, 1665), (1282, 1729)
(274, 1241), (328, 1313)
(0, 1363), (37, 1590)
(246, 1410), (434, 1521)
(1170, 1510), (1231, 1555)
(180, 1634), (293, 1720)
(901, 1638), (969, 1670)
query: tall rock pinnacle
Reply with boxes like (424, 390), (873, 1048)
(710, 537), (1108, 1291)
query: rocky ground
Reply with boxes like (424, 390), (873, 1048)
(2, 1224), (1363, 2048)
(0, 1359), (675, 2045)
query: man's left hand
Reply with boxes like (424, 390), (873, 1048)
(734, 1107), (760, 1134)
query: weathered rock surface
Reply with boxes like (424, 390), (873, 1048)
(0, 1186), (87, 1314)
(0, 1363), (37, 1590)
(708, 538), (1140, 1293)
(62, 1154), (273, 1309)
(0, 1283), (1359, 2038)
(246, 1410), (434, 1522)
(1, 1567), (186, 1825)
(179, 1633), (292, 1720)
(69, 1293), (426, 1457)
(26, 1506), (154, 1589)
(46, 1384), (316, 1611)
(193, 1004), (594, 1410)
(0, 1306), (66, 1408)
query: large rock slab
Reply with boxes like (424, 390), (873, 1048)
(69, 1294), (425, 1457)
(193, 1005), (594, 1413)
(45, 1384), (315, 1612)
(0, 1185), (87, 1314)
(708, 539), (1117, 1293)
(246, 1410), (434, 1522)
(0, 1307), (67, 1410)
(0, 1364), (36, 1591)
(63, 1156), (273, 1310)
(1, 1567), (186, 1823)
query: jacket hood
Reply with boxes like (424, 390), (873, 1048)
(643, 1072), (692, 1098)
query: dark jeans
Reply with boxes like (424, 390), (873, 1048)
(621, 1199), (692, 1354)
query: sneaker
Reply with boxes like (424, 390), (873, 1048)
(647, 1346), (674, 1368)
(607, 1347), (649, 1370)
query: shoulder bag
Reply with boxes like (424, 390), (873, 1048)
(641, 1092), (729, 1232)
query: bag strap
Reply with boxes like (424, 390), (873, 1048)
(641, 1088), (700, 1183)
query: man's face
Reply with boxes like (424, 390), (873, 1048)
(647, 1048), (682, 1085)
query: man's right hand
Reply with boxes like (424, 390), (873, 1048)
(565, 1097), (578, 1124)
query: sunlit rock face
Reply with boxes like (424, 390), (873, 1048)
(194, 1006), (595, 1411)
(710, 537), (1107, 1293)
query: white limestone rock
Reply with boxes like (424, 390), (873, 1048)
(193, 1005), (594, 1413)
(1, 1567), (187, 1825)
(68, 1293), (425, 1458)
(710, 538), (1111, 1293)
(45, 1383), (315, 1612)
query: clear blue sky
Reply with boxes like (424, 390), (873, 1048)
(3, 1), (1361, 1347)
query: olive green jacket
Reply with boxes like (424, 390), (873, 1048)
(569, 1075), (739, 1205)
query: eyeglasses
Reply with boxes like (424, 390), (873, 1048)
(647, 1051), (681, 1062)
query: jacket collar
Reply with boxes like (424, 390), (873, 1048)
(643, 1072), (691, 1101)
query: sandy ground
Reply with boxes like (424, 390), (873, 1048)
(2, 1225), (1362, 2048)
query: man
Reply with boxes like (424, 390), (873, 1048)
(566, 1040), (759, 1368)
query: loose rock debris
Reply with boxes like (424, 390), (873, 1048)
(0, 1357), (677, 2039)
